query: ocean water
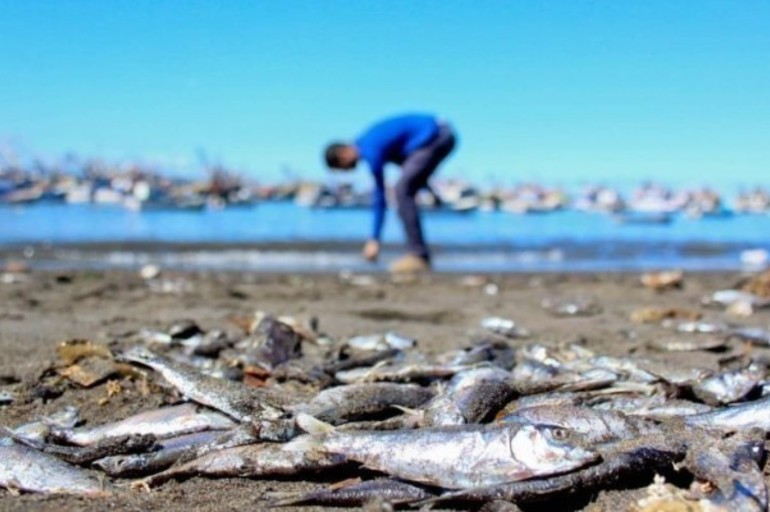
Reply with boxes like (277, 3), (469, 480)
(1, 202), (769, 272)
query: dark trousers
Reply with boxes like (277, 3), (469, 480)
(396, 123), (456, 261)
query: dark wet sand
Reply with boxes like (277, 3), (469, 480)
(0, 269), (766, 511)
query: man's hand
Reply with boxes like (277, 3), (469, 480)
(362, 240), (380, 262)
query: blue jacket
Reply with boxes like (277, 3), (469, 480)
(354, 114), (439, 240)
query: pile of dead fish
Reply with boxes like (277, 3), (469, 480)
(5, 285), (770, 510)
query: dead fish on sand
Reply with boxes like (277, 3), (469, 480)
(52, 403), (234, 446)
(291, 413), (598, 489)
(268, 478), (435, 507)
(117, 346), (286, 421)
(0, 442), (109, 496)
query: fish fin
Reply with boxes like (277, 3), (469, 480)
(392, 405), (422, 416)
(296, 413), (335, 436)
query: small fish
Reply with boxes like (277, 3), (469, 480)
(728, 326), (770, 347)
(93, 430), (224, 477)
(422, 367), (514, 426)
(292, 414), (598, 490)
(346, 332), (416, 352)
(704, 290), (770, 309)
(664, 320), (728, 334)
(335, 362), (473, 384)
(593, 396), (712, 419)
(12, 406), (81, 443)
(268, 478), (435, 507)
(480, 317), (530, 339)
(540, 296), (602, 317)
(420, 434), (686, 505)
(140, 440), (346, 488)
(292, 383), (434, 425)
(498, 405), (661, 443)
(648, 335), (726, 352)
(53, 403), (234, 446)
(118, 346), (286, 421)
(685, 395), (770, 432)
(683, 431), (767, 511)
(692, 364), (764, 405)
(0, 442), (109, 496)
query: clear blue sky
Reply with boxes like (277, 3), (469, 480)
(1, 1), (768, 187)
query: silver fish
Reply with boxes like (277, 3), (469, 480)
(685, 395), (770, 432)
(704, 290), (770, 308)
(728, 326), (770, 347)
(292, 383), (434, 425)
(12, 406), (80, 443)
(346, 332), (416, 352)
(93, 430), (223, 477)
(335, 362), (473, 384)
(0, 442), (108, 496)
(422, 367), (514, 426)
(480, 317), (530, 339)
(118, 346), (286, 421)
(140, 440), (346, 488)
(692, 364), (764, 405)
(292, 414), (598, 490)
(498, 405), (661, 443)
(54, 403), (234, 446)
(268, 478), (434, 507)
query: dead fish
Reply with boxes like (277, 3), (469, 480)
(323, 348), (401, 375)
(480, 317), (530, 339)
(496, 392), (582, 417)
(420, 434), (686, 505)
(592, 396), (712, 419)
(422, 367), (515, 426)
(268, 478), (435, 507)
(664, 320), (729, 334)
(683, 431), (767, 511)
(93, 430), (223, 477)
(12, 406), (81, 443)
(633, 358), (712, 387)
(139, 439), (346, 488)
(0, 442), (109, 496)
(685, 395), (770, 432)
(346, 332), (416, 352)
(498, 405), (661, 443)
(648, 335), (726, 352)
(117, 346), (286, 421)
(438, 341), (516, 370)
(692, 364), (764, 405)
(53, 403), (234, 446)
(540, 296), (602, 317)
(292, 414), (598, 490)
(292, 383), (434, 425)
(728, 326), (770, 347)
(704, 290), (770, 309)
(335, 362), (474, 384)
(5, 428), (157, 466)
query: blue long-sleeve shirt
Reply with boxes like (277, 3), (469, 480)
(354, 114), (439, 241)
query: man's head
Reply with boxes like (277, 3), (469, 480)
(324, 142), (359, 171)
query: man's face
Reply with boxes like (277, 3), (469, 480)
(336, 147), (357, 170)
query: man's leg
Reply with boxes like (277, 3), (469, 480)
(395, 125), (456, 262)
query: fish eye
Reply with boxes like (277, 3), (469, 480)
(550, 428), (568, 440)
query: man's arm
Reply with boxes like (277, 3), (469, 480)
(370, 164), (387, 241)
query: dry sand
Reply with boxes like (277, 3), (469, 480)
(0, 269), (766, 511)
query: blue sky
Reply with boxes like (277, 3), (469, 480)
(1, 1), (768, 187)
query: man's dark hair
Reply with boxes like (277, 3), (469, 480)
(324, 142), (347, 169)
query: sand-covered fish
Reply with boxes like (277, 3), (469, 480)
(292, 383), (434, 425)
(685, 395), (770, 432)
(53, 403), (234, 446)
(291, 414), (598, 489)
(268, 478), (435, 507)
(498, 405), (661, 443)
(0, 442), (109, 496)
(118, 346), (286, 421)
(422, 367), (514, 426)
(692, 364), (764, 406)
(139, 440), (346, 488)
(92, 430), (224, 477)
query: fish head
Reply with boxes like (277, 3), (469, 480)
(92, 455), (133, 475)
(508, 424), (598, 472)
(116, 346), (162, 366)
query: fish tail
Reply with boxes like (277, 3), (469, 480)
(296, 413), (335, 436)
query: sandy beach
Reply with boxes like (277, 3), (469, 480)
(1, 268), (768, 511)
